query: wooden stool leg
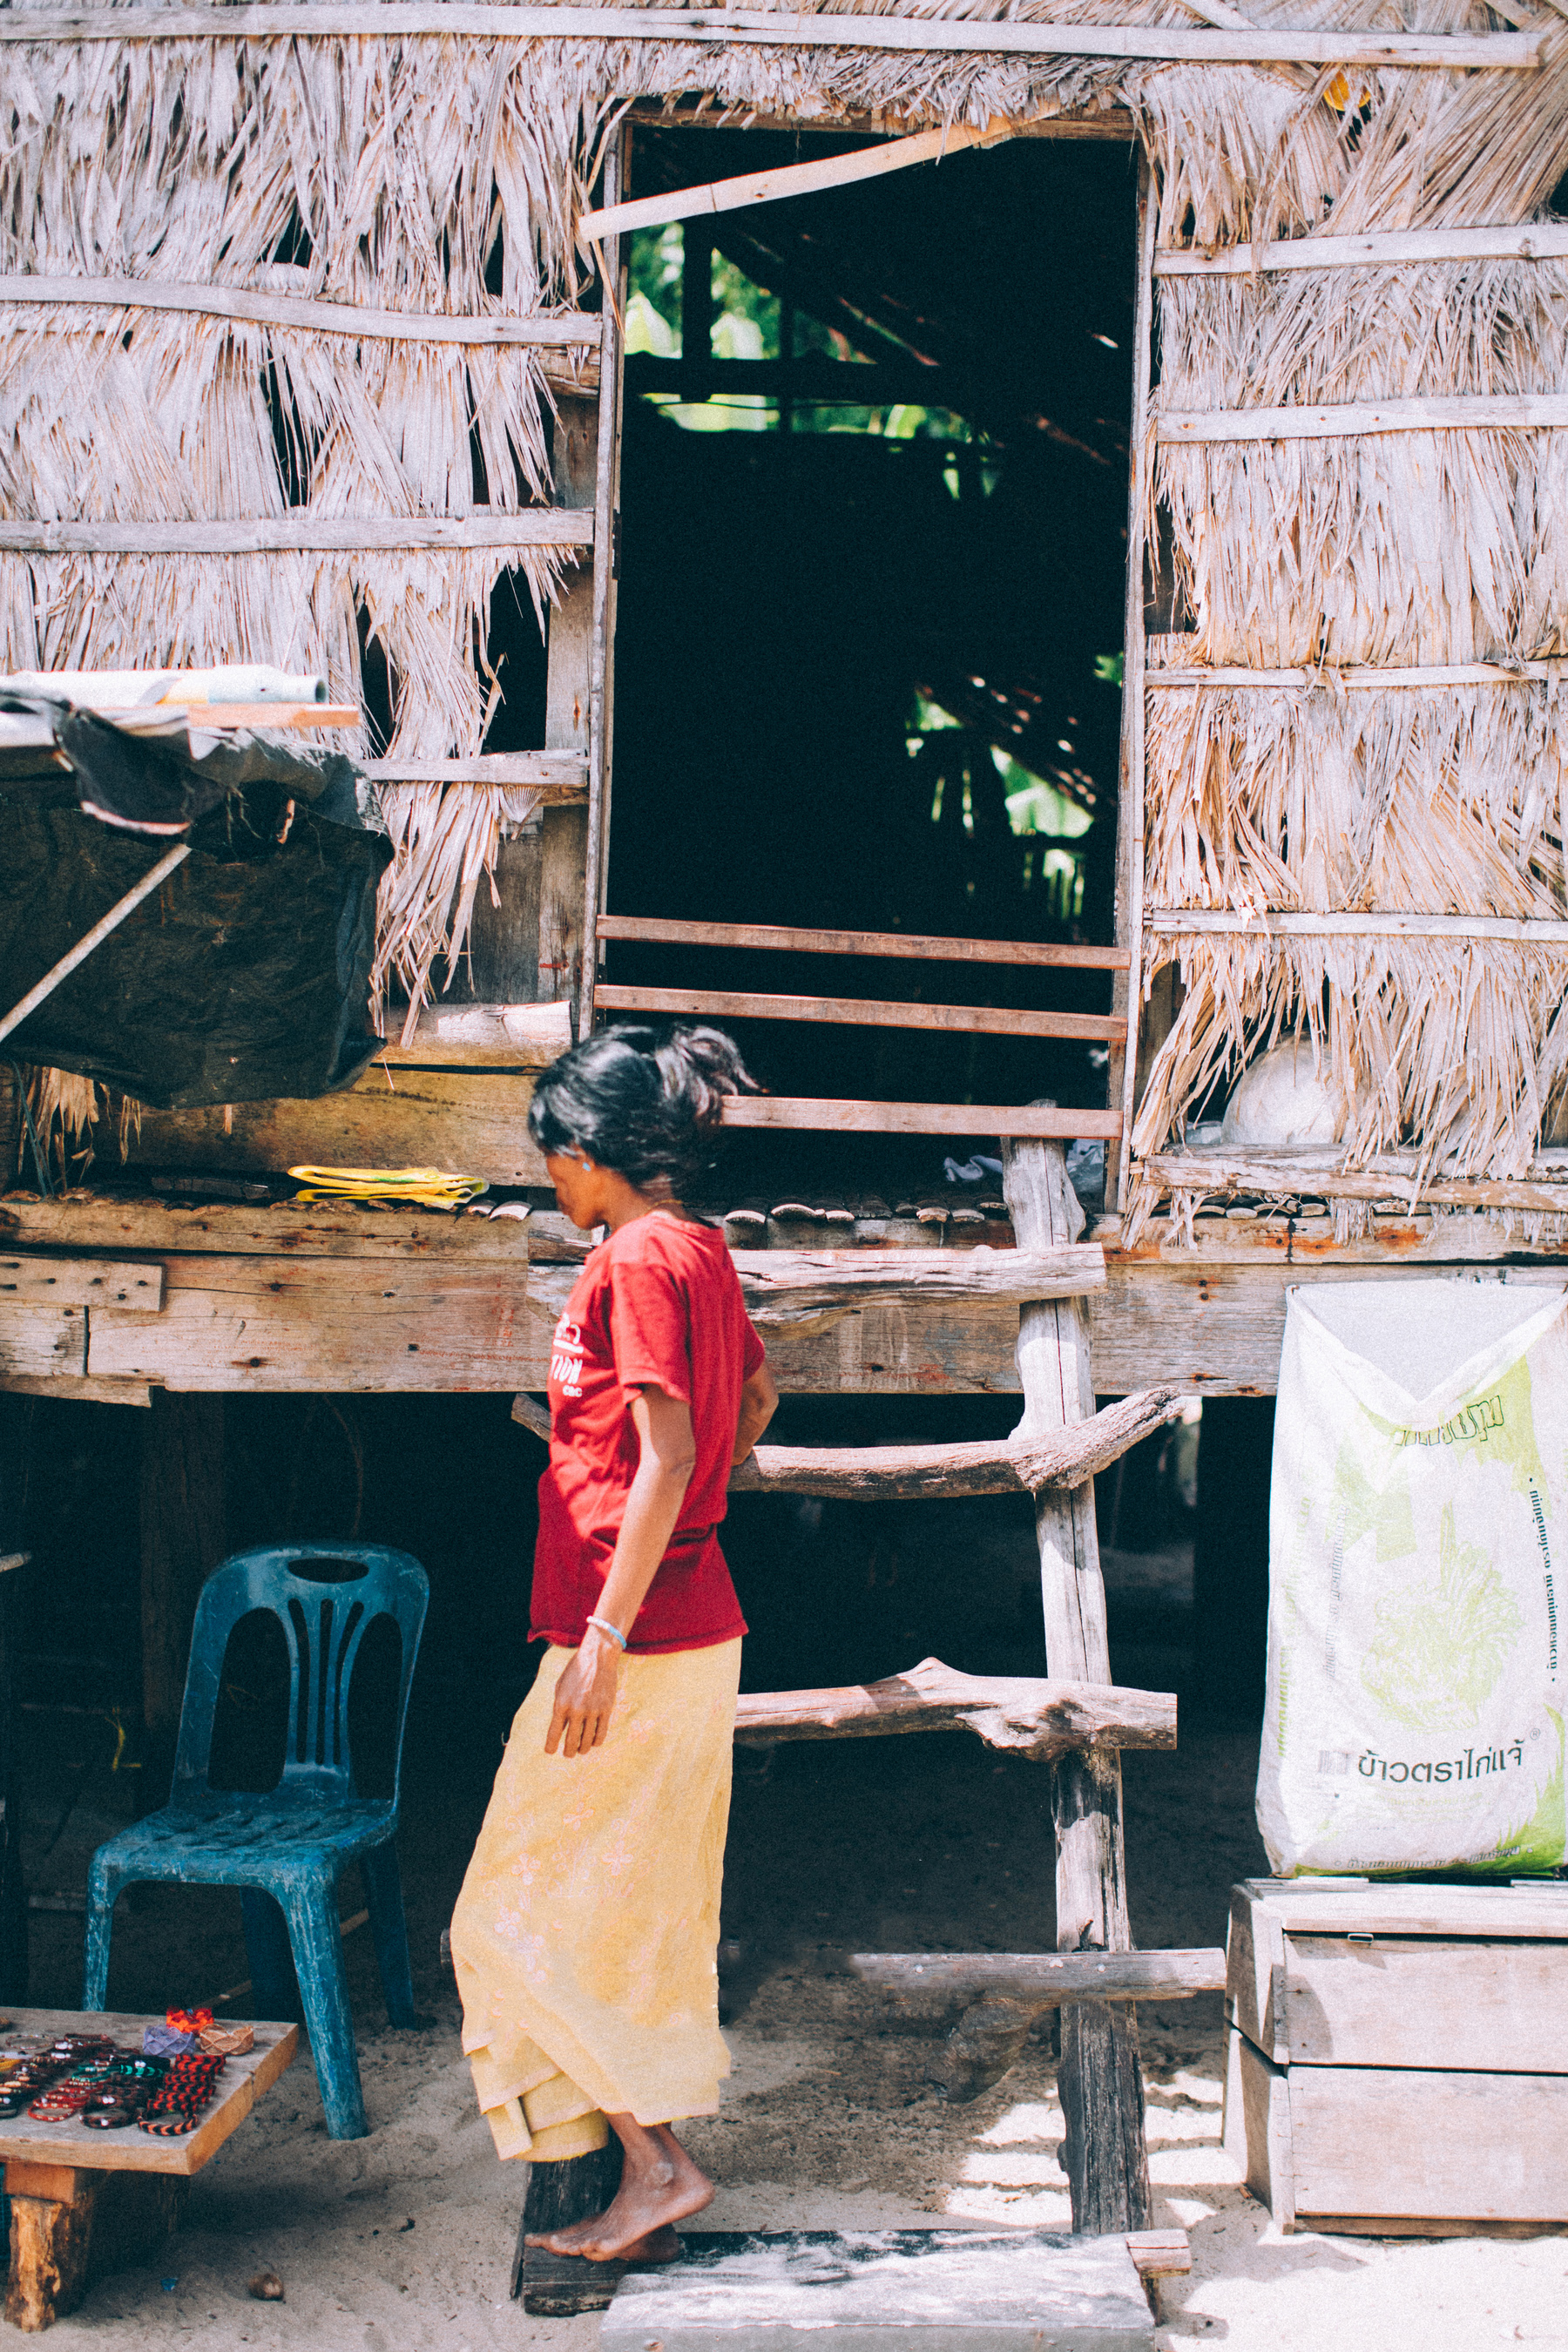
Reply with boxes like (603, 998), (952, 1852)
(1004, 1136), (1152, 2237)
(4, 2166), (99, 2333)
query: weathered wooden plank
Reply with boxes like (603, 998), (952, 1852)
(1222, 2027), (1294, 2230)
(728, 1389), (1182, 1498)
(0, 1308), (85, 1379)
(596, 915), (1128, 970)
(733, 1658), (1175, 1758)
(598, 983), (1124, 1043)
(0, 1256), (162, 1310)
(1003, 1134), (1150, 2237)
(88, 1255), (535, 1391)
(0, 1196), (540, 1261)
(0, 515), (591, 556)
(1146, 1147), (1568, 1213)
(1290, 2065), (1568, 2225)
(1241, 1882), (1568, 1941)
(1159, 392), (1568, 443)
(375, 1001), (571, 1068)
(122, 1069), (549, 1186)
(720, 1098), (1125, 1139)
(0, 1374), (152, 1406)
(0, 2010), (298, 2177)
(1283, 1936), (1568, 2074)
(850, 1948), (1225, 2007)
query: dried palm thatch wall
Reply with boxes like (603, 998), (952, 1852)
(1129, 32), (1568, 1213)
(5, 3), (1568, 1153)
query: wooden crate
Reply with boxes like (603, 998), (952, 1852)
(1221, 1878), (1568, 2235)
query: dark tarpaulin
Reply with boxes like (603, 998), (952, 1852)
(0, 700), (389, 1109)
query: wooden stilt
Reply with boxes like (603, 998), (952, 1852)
(1002, 1135), (1152, 2235)
(3, 2162), (188, 2332)
(138, 1391), (226, 1806)
(516, 2139), (627, 2315)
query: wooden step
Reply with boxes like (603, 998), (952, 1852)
(848, 1948), (1226, 2011)
(733, 1657), (1174, 1761)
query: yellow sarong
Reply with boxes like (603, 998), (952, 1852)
(450, 1638), (740, 2163)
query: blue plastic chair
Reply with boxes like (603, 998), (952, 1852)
(83, 1542), (429, 2139)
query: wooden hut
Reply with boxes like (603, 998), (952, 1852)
(1, 0), (1566, 2244)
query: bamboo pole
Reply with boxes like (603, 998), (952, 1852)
(1111, 151), (1157, 1215)
(0, 516), (592, 555)
(596, 914), (1129, 968)
(0, 844), (191, 1049)
(359, 752), (586, 790)
(581, 126), (625, 1045)
(1146, 909), (1568, 942)
(0, 7), (1538, 65)
(578, 115), (1017, 244)
(1154, 222), (1568, 277)
(1158, 392), (1568, 443)
(1147, 660), (1568, 686)
(0, 278), (598, 344)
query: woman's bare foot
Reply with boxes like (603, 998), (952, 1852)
(528, 2119), (713, 2262)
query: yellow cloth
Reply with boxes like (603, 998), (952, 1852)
(450, 1638), (740, 2162)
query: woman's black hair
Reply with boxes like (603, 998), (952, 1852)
(527, 1024), (760, 1197)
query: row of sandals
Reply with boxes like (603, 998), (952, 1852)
(0, 2010), (253, 2136)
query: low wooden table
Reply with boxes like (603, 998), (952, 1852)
(0, 2008), (298, 2330)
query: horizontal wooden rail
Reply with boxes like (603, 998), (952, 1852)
(1147, 909), (1568, 943)
(0, 514), (593, 556)
(1158, 392), (1568, 443)
(0, 277), (600, 345)
(595, 983), (1124, 1042)
(0, 7), (1538, 66)
(716, 1097), (1125, 1138)
(597, 914), (1128, 970)
(1155, 222), (1568, 278)
(733, 1655), (1175, 1761)
(359, 751), (587, 792)
(848, 1948), (1227, 2006)
(526, 1242), (1110, 1332)
(1145, 1149), (1568, 1213)
(380, 1000), (571, 1068)
(729, 1387), (1182, 1495)
(1148, 659), (1568, 690)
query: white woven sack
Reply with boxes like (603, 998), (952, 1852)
(1258, 1278), (1568, 1877)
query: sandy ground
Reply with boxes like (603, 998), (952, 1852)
(13, 1511), (1568, 2350)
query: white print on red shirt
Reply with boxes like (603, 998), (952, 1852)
(551, 1315), (585, 1398)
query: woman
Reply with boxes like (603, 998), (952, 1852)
(450, 1023), (778, 2266)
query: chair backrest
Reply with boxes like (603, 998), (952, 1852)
(172, 1543), (429, 1805)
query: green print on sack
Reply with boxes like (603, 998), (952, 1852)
(1361, 1502), (1524, 1733)
(1387, 1354), (1550, 1501)
(1332, 1446), (1416, 1564)
(1496, 1709), (1566, 1873)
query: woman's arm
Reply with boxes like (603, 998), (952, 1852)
(732, 1361), (779, 1466)
(546, 1385), (696, 1757)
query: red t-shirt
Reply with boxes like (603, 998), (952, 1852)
(531, 1212), (764, 1654)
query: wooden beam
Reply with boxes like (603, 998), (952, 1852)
(596, 983), (1125, 1042)
(0, 1308), (86, 1379)
(1147, 661), (1568, 689)
(718, 1098), (1125, 1138)
(731, 1241), (1106, 1324)
(0, 7), (1538, 66)
(1004, 1133), (1150, 2234)
(1142, 1149), (1568, 1212)
(579, 114), (1019, 243)
(1147, 908), (1568, 943)
(0, 515), (593, 556)
(728, 1388), (1182, 1497)
(358, 753), (586, 793)
(0, 277), (599, 344)
(733, 1655), (1175, 1759)
(848, 1948), (1226, 2005)
(139, 1389), (225, 1796)
(121, 1066), (549, 1186)
(1112, 147), (1156, 1214)
(0, 1257), (162, 1310)
(596, 914), (1128, 970)
(1154, 222), (1568, 278)
(1158, 393), (1568, 443)
(375, 1000), (571, 1068)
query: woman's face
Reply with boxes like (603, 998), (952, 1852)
(544, 1151), (601, 1230)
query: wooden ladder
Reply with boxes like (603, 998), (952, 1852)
(515, 1135), (1206, 2307)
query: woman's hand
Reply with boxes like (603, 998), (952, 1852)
(546, 1625), (622, 1757)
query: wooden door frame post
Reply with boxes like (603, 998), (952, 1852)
(1107, 145), (1156, 1216)
(1003, 1132), (1152, 2234)
(579, 123), (629, 1044)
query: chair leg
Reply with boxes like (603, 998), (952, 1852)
(279, 1882), (368, 2139)
(240, 1890), (298, 2022)
(361, 1843), (420, 2030)
(82, 1862), (121, 2012)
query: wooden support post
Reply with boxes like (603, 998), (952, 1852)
(1002, 1135), (1152, 2235)
(3, 2162), (188, 2331)
(139, 1392), (226, 1808)
(539, 391), (597, 1021)
(515, 2139), (626, 2315)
